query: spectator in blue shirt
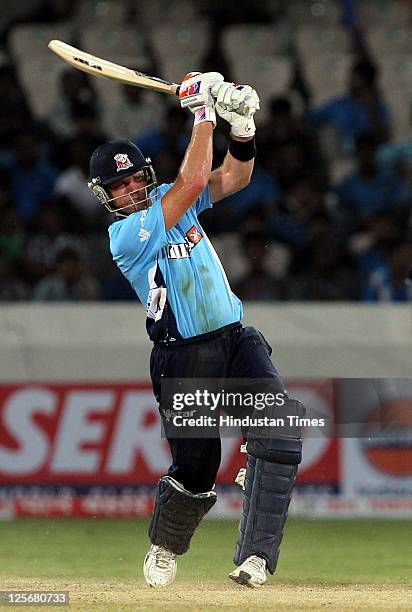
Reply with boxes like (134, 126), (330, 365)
(311, 60), (391, 156)
(377, 102), (412, 183)
(336, 133), (410, 222)
(1, 131), (58, 224)
(363, 242), (412, 301)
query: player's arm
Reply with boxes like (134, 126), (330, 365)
(162, 122), (213, 231)
(209, 83), (259, 204)
(208, 136), (255, 204)
(161, 71), (223, 231)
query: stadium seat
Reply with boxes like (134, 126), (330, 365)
(73, 0), (128, 24)
(330, 158), (356, 184)
(137, 0), (198, 28)
(221, 23), (290, 61)
(8, 22), (73, 62)
(317, 124), (343, 161)
(16, 56), (66, 118)
(267, 242), (291, 279)
(358, 0), (411, 26)
(90, 75), (123, 108)
(211, 234), (245, 282)
(230, 57), (292, 123)
(303, 53), (352, 106)
(367, 26), (412, 57)
(380, 56), (412, 91)
(263, 0), (284, 18)
(81, 26), (148, 59)
(158, 56), (202, 86)
(151, 22), (210, 65)
(295, 24), (351, 57)
(386, 89), (412, 142)
(288, 0), (341, 25)
(212, 233), (290, 281)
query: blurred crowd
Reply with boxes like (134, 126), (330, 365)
(0, 0), (412, 302)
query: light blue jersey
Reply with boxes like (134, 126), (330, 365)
(108, 183), (243, 342)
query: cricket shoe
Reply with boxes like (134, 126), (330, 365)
(143, 544), (177, 587)
(229, 555), (267, 588)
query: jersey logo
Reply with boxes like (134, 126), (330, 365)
(167, 243), (192, 259)
(139, 209), (150, 241)
(139, 228), (150, 242)
(186, 225), (203, 244)
(167, 226), (203, 259)
(114, 153), (133, 172)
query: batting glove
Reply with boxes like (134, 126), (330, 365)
(179, 71), (224, 127)
(211, 82), (260, 138)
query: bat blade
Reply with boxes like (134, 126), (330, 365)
(48, 40), (180, 95)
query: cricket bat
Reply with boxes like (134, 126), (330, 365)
(48, 39), (180, 96)
(48, 40), (253, 116)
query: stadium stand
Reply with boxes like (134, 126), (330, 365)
(221, 24), (290, 61)
(8, 22), (73, 61)
(357, 0), (411, 26)
(0, 0), (410, 302)
(150, 22), (211, 65)
(80, 26), (148, 58)
(295, 24), (351, 56)
(137, 0), (198, 28)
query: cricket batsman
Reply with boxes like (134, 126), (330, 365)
(88, 72), (303, 588)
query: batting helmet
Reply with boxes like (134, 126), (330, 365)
(88, 139), (157, 215)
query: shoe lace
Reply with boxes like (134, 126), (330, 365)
(154, 547), (175, 571)
(248, 556), (266, 573)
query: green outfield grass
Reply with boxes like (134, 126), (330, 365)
(0, 518), (411, 586)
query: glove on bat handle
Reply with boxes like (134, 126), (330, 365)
(175, 85), (254, 118)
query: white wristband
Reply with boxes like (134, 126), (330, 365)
(194, 106), (216, 127)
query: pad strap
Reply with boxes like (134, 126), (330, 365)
(247, 399), (305, 465)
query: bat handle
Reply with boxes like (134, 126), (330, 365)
(238, 102), (252, 117)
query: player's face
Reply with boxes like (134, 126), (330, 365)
(108, 171), (149, 212)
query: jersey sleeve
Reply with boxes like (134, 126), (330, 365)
(193, 185), (212, 215)
(109, 196), (167, 281)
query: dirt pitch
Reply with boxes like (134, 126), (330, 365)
(2, 577), (411, 611)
